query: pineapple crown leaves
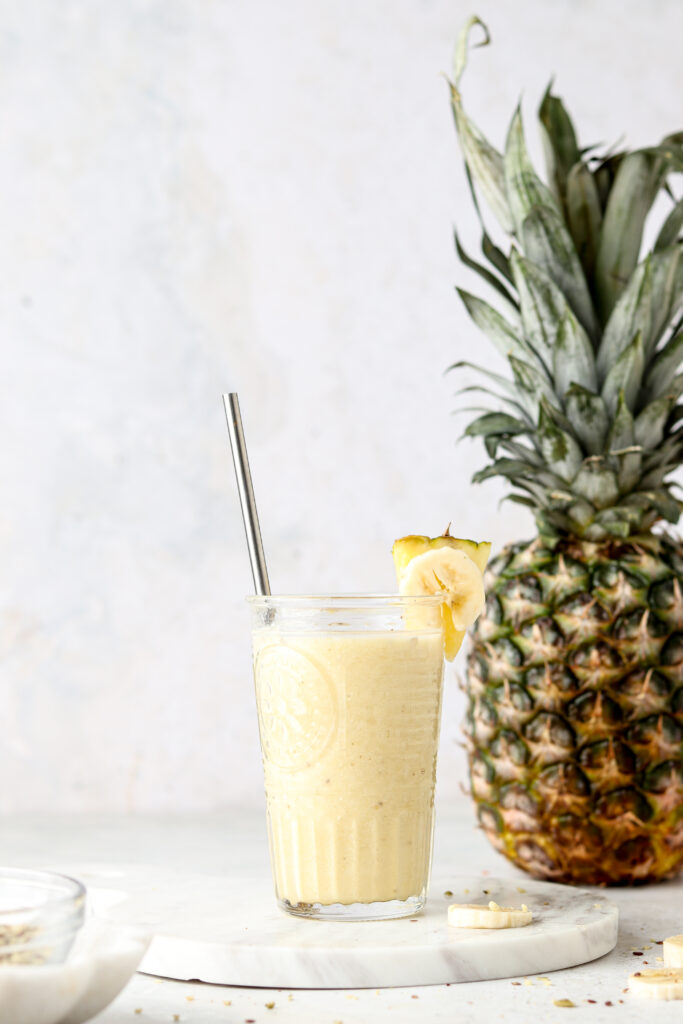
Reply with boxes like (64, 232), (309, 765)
(449, 16), (683, 543)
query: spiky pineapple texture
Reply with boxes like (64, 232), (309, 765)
(450, 17), (683, 543)
(468, 535), (683, 884)
(450, 17), (683, 884)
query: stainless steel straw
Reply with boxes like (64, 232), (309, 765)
(223, 393), (271, 596)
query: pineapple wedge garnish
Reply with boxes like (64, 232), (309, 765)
(392, 529), (491, 660)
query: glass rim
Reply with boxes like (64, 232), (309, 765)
(247, 593), (443, 606)
(0, 866), (86, 917)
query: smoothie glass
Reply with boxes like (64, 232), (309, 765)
(248, 594), (445, 921)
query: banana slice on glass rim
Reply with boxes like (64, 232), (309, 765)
(397, 546), (486, 661)
(392, 532), (490, 659)
(629, 968), (683, 1000)
(448, 900), (533, 929)
(398, 546), (485, 629)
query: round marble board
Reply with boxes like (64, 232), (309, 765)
(71, 864), (618, 989)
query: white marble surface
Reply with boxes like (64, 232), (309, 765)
(4, 0), (683, 816)
(78, 867), (618, 988)
(3, 797), (681, 1022)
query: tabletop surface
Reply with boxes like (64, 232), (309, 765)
(5, 795), (682, 1023)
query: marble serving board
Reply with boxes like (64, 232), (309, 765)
(67, 864), (618, 989)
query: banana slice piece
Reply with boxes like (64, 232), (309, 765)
(664, 935), (683, 968)
(448, 900), (533, 929)
(393, 532), (490, 659)
(629, 968), (683, 999)
(399, 546), (485, 632)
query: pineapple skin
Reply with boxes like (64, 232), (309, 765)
(466, 534), (683, 885)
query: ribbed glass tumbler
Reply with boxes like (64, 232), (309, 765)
(249, 595), (445, 921)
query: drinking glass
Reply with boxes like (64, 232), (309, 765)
(248, 595), (445, 921)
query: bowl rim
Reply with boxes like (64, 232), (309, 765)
(0, 866), (86, 918)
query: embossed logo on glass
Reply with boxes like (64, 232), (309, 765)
(254, 645), (337, 771)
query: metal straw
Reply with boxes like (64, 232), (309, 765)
(223, 393), (271, 596)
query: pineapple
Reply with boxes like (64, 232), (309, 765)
(450, 17), (683, 884)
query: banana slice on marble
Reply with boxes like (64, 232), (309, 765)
(664, 936), (683, 968)
(447, 900), (533, 929)
(629, 968), (683, 999)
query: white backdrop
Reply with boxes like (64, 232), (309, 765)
(3, 0), (682, 811)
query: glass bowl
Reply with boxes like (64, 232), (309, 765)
(0, 867), (86, 965)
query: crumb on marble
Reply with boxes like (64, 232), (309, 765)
(444, 890), (453, 897)
(554, 999), (575, 1007)
(223, 1001), (232, 1006)
(265, 1002), (275, 1009)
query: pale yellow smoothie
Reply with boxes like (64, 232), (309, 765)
(252, 628), (444, 908)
